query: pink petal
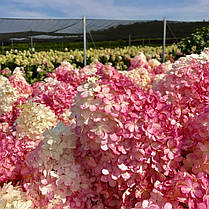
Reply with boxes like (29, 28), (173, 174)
(118, 163), (128, 171)
(104, 104), (112, 113)
(121, 172), (131, 181)
(102, 86), (110, 93)
(125, 123), (135, 133)
(114, 103), (121, 111)
(168, 151), (174, 160)
(193, 189), (204, 198)
(110, 133), (119, 142)
(163, 202), (172, 209)
(181, 185), (191, 194)
(102, 169), (109, 175)
(89, 105), (97, 111)
(101, 144), (108, 151)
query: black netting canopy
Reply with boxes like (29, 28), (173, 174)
(0, 18), (209, 42)
(0, 18), (144, 41)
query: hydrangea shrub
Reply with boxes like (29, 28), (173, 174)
(0, 49), (209, 208)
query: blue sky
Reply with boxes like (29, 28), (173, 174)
(0, 0), (208, 21)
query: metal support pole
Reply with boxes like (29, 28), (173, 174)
(83, 16), (87, 66)
(30, 36), (33, 54)
(1, 41), (4, 54)
(11, 39), (14, 48)
(129, 34), (131, 46)
(31, 36), (33, 48)
(162, 17), (166, 63)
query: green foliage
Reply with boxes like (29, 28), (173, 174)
(178, 26), (209, 55)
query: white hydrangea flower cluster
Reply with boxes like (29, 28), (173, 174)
(0, 76), (19, 115)
(153, 73), (168, 86)
(120, 68), (152, 90)
(16, 101), (57, 141)
(37, 123), (78, 189)
(73, 77), (101, 127)
(39, 121), (76, 164)
(43, 76), (58, 86)
(38, 181), (69, 206)
(82, 64), (98, 76)
(0, 182), (32, 209)
(12, 67), (23, 76)
(25, 122), (90, 206)
(148, 58), (161, 69)
(172, 47), (209, 69)
(60, 61), (74, 70)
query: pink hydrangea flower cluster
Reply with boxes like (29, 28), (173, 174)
(0, 69), (35, 183)
(71, 65), (183, 208)
(32, 78), (76, 123)
(0, 67), (32, 115)
(153, 61), (172, 75)
(0, 100), (48, 183)
(0, 68), (11, 76)
(2, 50), (209, 208)
(182, 105), (209, 184)
(9, 67), (33, 97)
(54, 61), (92, 88)
(128, 52), (151, 71)
(32, 62), (98, 123)
(153, 60), (209, 126)
(0, 131), (27, 182)
(123, 53), (163, 90)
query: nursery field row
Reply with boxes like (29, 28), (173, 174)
(0, 44), (181, 83)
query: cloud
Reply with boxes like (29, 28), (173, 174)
(0, 2), (50, 18)
(10, 10), (49, 19)
(3, 9), (49, 19)
(0, 0), (208, 21)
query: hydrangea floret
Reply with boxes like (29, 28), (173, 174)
(16, 101), (57, 140)
(0, 76), (19, 115)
